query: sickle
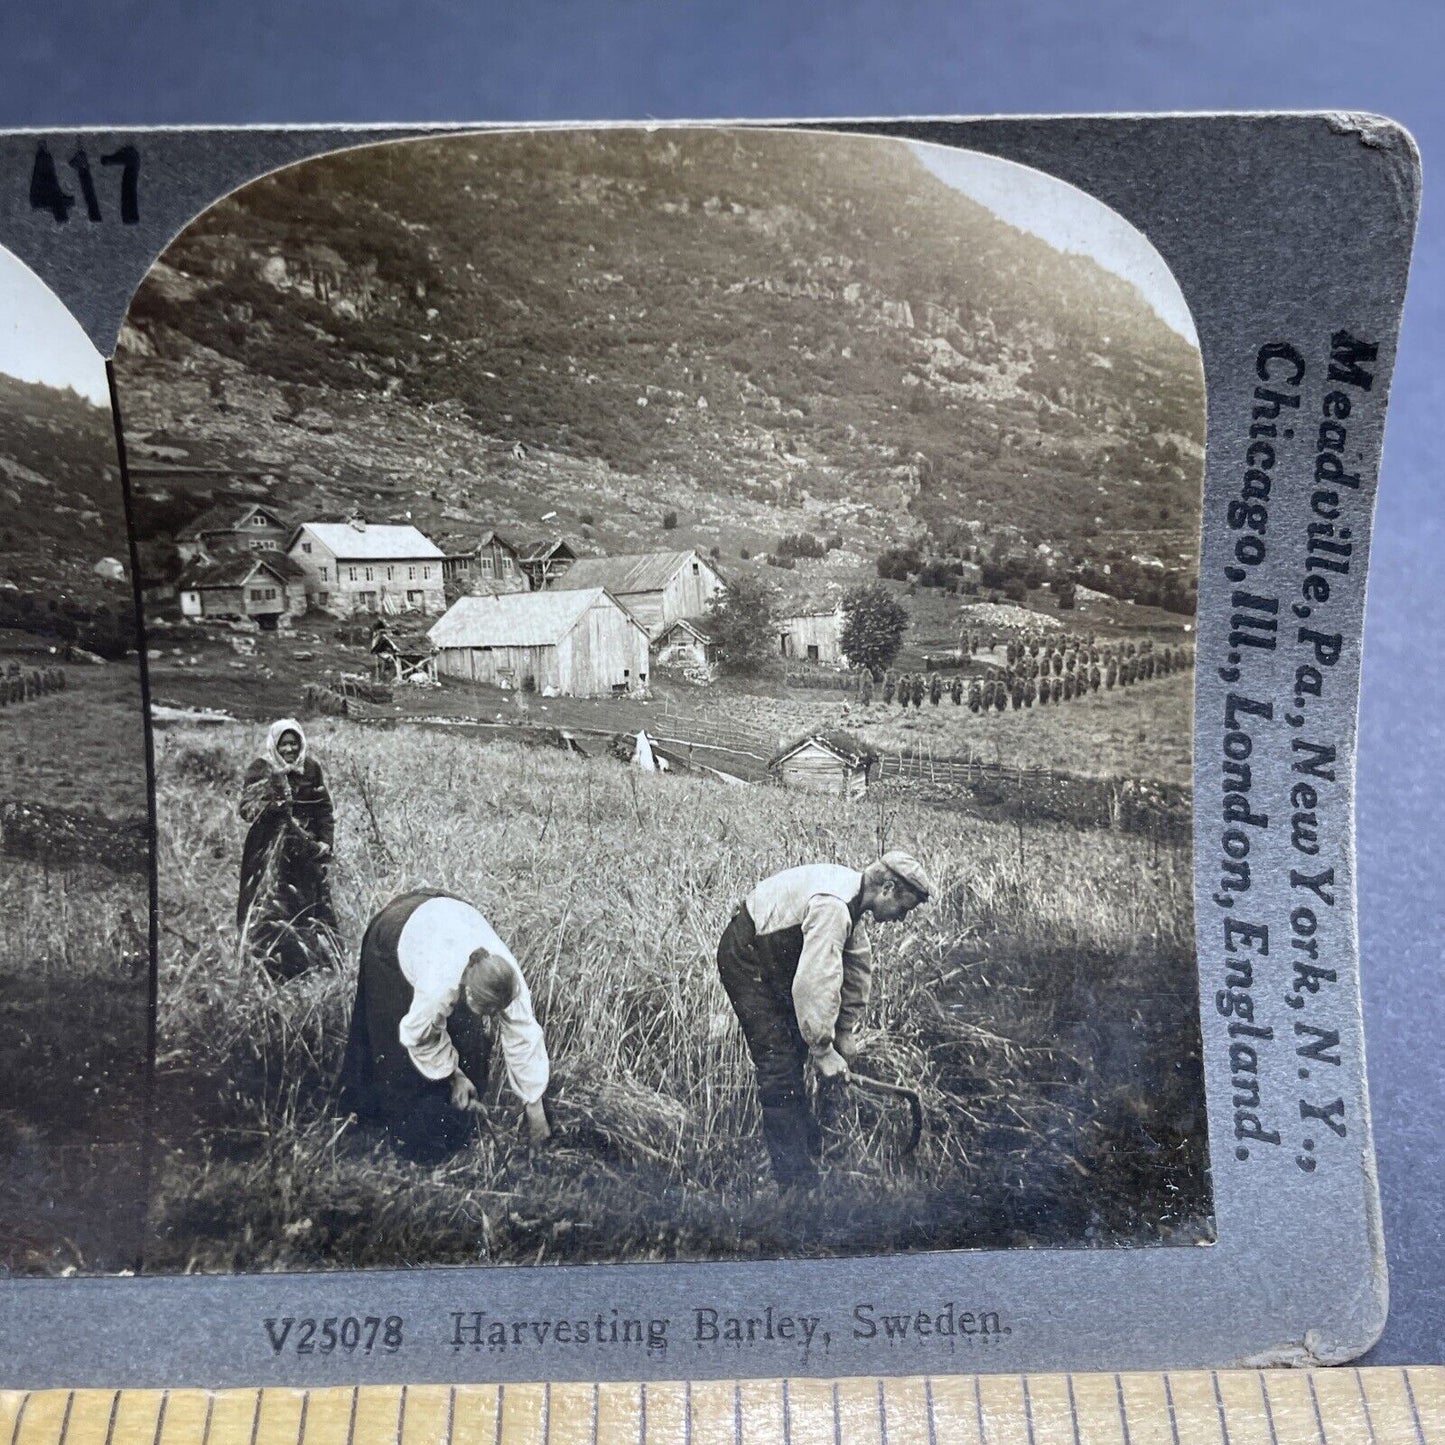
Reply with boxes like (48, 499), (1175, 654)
(850, 1074), (924, 1155)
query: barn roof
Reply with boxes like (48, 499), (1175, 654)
(659, 616), (712, 642)
(769, 729), (877, 770)
(428, 587), (645, 649)
(371, 627), (437, 656)
(292, 521), (445, 560)
(178, 501), (287, 538)
(515, 538), (576, 563)
(555, 549), (717, 595)
(441, 528), (520, 557)
(177, 553), (302, 589)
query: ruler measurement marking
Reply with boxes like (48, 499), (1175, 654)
(1162, 1373), (1181, 1445)
(14, 1369), (1445, 1445)
(1352, 1370), (1378, 1445)
(1259, 1372), (1280, 1445)
(7, 1392), (28, 1445)
(1402, 1369), (1427, 1445)
(1303, 1373), (1325, 1445)
(1064, 1374), (1082, 1445)
(1211, 1373), (1231, 1445)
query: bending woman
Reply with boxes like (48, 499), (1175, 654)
(237, 717), (340, 979)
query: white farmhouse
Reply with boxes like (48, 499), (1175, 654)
(287, 519), (446, 617)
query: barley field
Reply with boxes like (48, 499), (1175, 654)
(147, 719), (1212, 1272)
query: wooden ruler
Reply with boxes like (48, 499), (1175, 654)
(2, 1369), (1441, 1445)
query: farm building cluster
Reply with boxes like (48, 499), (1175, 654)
(158, 501), (764, 698)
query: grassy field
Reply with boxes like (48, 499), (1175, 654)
(0, 656), (148, 820)
(147, 719), (1210, 1272)
(0, 650), (151, 1277)
(0, 856), (149, 1275)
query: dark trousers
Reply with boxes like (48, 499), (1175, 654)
(717, 908), (819, 1187)
(338, 891), (494, 1166)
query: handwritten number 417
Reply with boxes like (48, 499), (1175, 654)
(30, 142), (139, 224)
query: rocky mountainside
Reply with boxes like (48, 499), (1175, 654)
(117, 128), (1203, 575)
(0, 373), (132, 615)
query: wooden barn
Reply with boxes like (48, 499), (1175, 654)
(515, 538), (577, 590)
(428, 586), (651, 697)
(177, 554), (307, 628)
(441, 529), (528, 594)
(779, 609), (845, 663)
(176, 501), (290, 563)
(553, 549), (726, 638)
(769, 730), (876, 798)
(654, 616), (717, 669)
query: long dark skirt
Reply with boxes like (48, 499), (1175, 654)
(237, 760), (339, 981)
(338, 891), (494, 1165)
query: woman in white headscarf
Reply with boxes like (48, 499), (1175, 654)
(237, 718), (339, 979)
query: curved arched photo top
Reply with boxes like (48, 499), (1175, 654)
(113, 127), (1211, 1276)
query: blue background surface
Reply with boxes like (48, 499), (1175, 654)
(0, 0), (1437, 1365)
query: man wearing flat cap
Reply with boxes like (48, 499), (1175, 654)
(716, 852), (932, 1191)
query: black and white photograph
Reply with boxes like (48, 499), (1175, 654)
(115, 127), (1210, 1273)
(0, 245), (151, 1275)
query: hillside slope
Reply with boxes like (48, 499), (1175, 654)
(117, 129), (1204, 576)
(0, 373), (131, 611)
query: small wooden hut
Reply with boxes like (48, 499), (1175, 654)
(370, 624), (439, 685)
(768, 730), (876, 798)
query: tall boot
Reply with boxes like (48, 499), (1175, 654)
(760, 1100), (819, 1192)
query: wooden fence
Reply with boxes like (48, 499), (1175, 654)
(0, 666), (67, 707)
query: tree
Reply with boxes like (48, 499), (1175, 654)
(840, 583), (909, 673)
(705, 575), (778, 675)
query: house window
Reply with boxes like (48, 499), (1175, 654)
(364, 567), (374, 582)
(480, 557), (494, 575)
(386, 566), (394, 581)
(320, 566), (329, 581)
(359, 591), (378, 610)
(807, 644), (819, 661)
(409, 565), (417, 580)
(407, 590), (423, 606)
(250, 587), (278, 602)
(318, 591), (329, 606)
(251, 515), (268, 527)
(348, 567), (358, 581)
(692, 561), (700, 575)
(423, 565), (432, 580)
